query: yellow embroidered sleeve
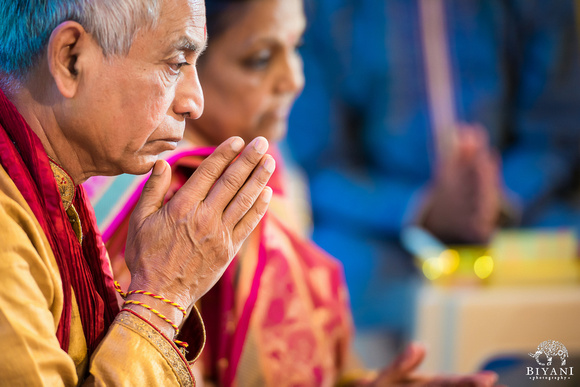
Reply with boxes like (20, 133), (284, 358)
(0, 166), (203, 386)
(87, 311), (195, 386)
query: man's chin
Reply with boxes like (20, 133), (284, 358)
(121, 156), (160, 176)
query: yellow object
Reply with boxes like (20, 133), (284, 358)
(473, 256), (494, 279)
(336, 368), (379, 387)
(488, 230), (580, 285)
(0, 165), (203, 385)
(415, 230), (580, 285)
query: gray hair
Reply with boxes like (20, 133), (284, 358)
(0, 0), (160, 86)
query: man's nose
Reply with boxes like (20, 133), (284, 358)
(174, 67), (204, 119)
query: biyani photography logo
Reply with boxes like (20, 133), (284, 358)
(527, 340), (574, 382)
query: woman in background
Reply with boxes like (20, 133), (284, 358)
(86, 0), (497, 386)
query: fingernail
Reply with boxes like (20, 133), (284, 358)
(262, 187), (273, 203)
(152, 160), (166, 176)
(264, 156), (276, 173)
(252, 137), (268, 154)
(231, 137), (244, 152)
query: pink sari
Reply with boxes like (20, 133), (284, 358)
(86, 145), (353, 386)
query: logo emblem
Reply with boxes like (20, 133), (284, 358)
(529, 340), (569, 367)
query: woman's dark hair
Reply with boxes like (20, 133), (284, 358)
(205, 0), (254, 40)
(205, 0), (311, 39)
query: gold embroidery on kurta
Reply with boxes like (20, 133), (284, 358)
(48, 159), (75, 211)
(115, 311), (194, 387)
(66, 204), (83, 244)
(187, 305), (206, 364)
(49, 159), (83, 243)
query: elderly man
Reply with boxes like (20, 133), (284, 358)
(0, 0), (275, 385)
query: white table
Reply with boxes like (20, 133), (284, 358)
(414, 284), (580, 373)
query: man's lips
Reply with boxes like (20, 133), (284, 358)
(151, 134), (183, 144)
(149, 138), (181, 150)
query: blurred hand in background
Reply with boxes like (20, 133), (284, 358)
(422, 124), (501, 244)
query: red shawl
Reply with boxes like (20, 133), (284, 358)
(0, 89), (119, 355)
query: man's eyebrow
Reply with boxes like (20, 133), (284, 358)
(172, 35), (208, 54)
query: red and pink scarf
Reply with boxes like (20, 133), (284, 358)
(0, 90), (119, 355)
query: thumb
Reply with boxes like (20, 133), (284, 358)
(132, 160), (171, 222)
(376, 343), (426, 384)
(392, 343), (426, 376)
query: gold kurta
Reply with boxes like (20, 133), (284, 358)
(0, 164), (204, 386)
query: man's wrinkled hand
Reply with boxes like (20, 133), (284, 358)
(124, 136), (275, 311)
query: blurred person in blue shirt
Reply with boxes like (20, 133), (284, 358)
(287, 0), (580, 359)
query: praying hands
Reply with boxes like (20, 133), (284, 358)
(123, 136), (274, 339)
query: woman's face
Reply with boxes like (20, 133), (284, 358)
(187, 0), (306, 145)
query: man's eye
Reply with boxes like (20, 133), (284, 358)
(168, 62), (190, 75)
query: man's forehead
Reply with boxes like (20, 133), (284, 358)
(159, 0), (205, 17)
(156, 0), (207, 52)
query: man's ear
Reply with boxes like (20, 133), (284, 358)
(47, 21), (92, 99)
